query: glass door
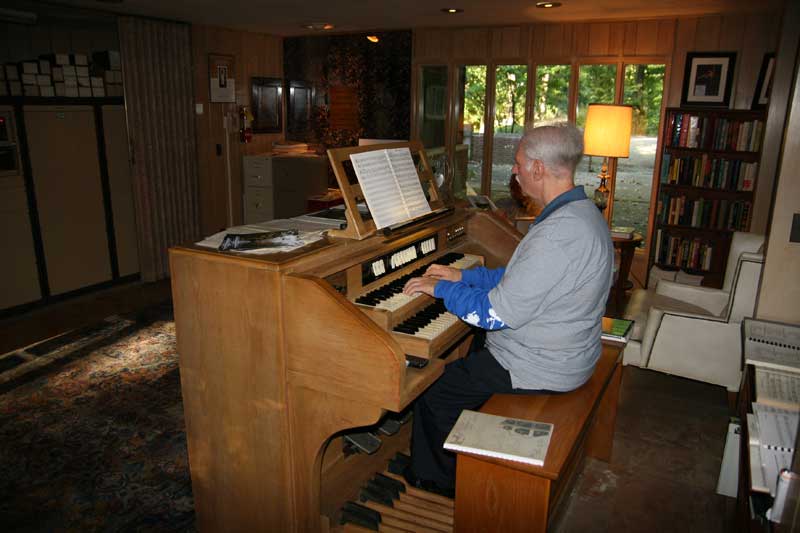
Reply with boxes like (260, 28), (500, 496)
(490, 65), (528, 202)
(613, 63), (665, 247)
(453, 65), (488, 199)
(418, 65), (449, 196)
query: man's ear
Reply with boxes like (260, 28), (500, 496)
(531, 159), (544, 180)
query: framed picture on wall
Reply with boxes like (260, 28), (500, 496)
(251, 77), (283, 133)
(209, 54), (236, 103)
(681, 52), (736, 107)
(751, 53), (776, 110)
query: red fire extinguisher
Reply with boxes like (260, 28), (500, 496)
(239, 105), (253, 143)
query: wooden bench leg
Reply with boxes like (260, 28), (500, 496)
(454, 455), (550, 533)
(585, 362), (622, 462)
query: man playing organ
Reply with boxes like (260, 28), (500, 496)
(401, 124), (614, 496)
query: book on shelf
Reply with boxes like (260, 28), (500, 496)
(601, 317), (634, 344)
(443, 410), (553, 467)
(610, 226), (634, 239)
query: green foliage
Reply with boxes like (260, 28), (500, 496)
(623, 64), (665, 136)
(577, 64), (617, 127)
(463, 66), (487, 131)
(534, 65), (570, 125)
(493, 65), (528, 133)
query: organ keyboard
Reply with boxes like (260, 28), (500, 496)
(169, 142), (524, 532)
(353, 250), (483, 358)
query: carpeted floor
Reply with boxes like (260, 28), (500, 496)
(0, 304), (194, 532)
(0, 302), (732, 532)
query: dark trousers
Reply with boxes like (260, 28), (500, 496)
(411, 343), (550, 489)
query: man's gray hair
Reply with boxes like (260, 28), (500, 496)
(519, 124), (584, 176)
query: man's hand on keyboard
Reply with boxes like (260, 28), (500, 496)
(403, 277), (438, 297)
(424, 264), (462, 282)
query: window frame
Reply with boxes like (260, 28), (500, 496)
(412, 55), (670, 261)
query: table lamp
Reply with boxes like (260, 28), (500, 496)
(583, 104), (633, 214)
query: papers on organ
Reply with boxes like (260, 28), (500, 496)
(349, 147), (432, 229)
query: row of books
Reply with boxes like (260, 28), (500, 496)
(660, 153), (757, 191)
(653, 231), (713, 271)
(657, 194), (752, 231)
(667, 113), (763, 153)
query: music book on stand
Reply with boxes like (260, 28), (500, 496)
(443, 410), (553, 466)
(349, 147), (431, 230)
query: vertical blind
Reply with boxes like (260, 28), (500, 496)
(118, 16), (199, 281)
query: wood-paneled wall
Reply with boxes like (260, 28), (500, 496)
(412, 12), (781, 235)
(192, 25), (283, 236)
(756, 1), (800, 323)
(0, 18), (117, 64)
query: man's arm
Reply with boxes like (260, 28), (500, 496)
(434, 281), (509, 330)
(425, 264), (505, 290)
(460, 266), (506, 289)
(402, 276), (509, 330)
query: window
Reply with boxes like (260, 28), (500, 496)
(491, 65), (528, 201)
(418, 66), (449, 192)
(534, 64), (570, 126)
(454, 65), (488, 199)
(613, 64), (665, 244)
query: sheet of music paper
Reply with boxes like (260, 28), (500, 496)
(350, 148), (431, 229)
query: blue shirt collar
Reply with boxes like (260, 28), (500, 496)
(533, 186), (587, 226)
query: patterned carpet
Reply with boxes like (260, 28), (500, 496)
(0, 305), (195, 532)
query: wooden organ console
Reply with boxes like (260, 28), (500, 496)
(169, 142), (523, 532)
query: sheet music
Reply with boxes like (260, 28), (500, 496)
(744, 318), (800, 372)
(756, 368), (800, 410)
(350, 148), (431, 229)
(386, 148), (431, 217)
(761, 446), (793, 496)
(753, 403), (799, 450)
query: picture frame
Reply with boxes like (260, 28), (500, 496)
(209, 54), (235, 103)
(681, 52), (736, 107)
(251, 77), (283, 133)
(751, 53), (776, 110)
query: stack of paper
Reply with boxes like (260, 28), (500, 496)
(748, 403), (799, 495)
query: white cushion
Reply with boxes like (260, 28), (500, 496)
(675, 270), (704, 286)
(623, 288), (710, 341)
(647, 265), (677, 290)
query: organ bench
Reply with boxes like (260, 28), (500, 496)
(453, 343), (623, 532)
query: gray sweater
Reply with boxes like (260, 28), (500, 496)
(487, 197), (614, 391)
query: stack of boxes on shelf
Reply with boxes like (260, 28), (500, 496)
(0, 50), (122, 99)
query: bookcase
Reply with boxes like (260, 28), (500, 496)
(650, 107), (765, 288)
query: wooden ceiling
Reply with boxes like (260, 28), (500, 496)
(32, 0), (785, 36)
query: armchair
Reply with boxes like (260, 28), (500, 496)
(622, 232), (765, 391)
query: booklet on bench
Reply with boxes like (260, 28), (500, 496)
(443, 410), (553, 467)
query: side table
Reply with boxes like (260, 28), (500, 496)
(611, 233), (643, 310)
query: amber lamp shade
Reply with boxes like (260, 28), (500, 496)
(583, 104), (633, 214)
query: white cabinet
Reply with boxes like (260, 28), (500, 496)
(243, 154), (328, 224)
